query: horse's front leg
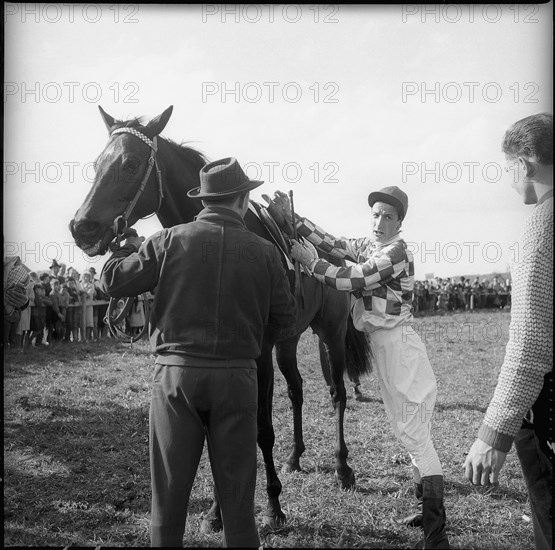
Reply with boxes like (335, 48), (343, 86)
(318, 337), (355, 490)
(200, 491), (222, 534)
(275, 334), (305, 473)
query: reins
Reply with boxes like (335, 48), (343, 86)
(104, 127), (162, 345)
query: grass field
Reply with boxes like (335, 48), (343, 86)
(4, 309), (536, 548)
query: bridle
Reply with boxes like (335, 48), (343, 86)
(104, 126), (162, 344)
(109, 127), (164, 249)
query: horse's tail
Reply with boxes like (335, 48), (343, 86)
(344, 314), (373, 380)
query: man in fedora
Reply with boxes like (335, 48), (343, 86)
(49, 259), (61, 279)
(265, 186), (449, 549)
(101, 157), (297, 547)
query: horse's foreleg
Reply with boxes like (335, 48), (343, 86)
(257, 341), (286, 528)
(199, 491), (222, 533)
(320, 338), (355, 490)
(275, 335), (305, 473)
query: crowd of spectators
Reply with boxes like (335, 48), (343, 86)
(4, 259), (147, 350)
(5, 258), (511, 349)
(413, 275), (511, 315)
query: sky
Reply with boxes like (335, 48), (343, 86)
(3, 3), (553, 280)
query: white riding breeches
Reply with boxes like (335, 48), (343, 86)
(368, 324), (443, 479)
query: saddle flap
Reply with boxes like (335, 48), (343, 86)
(250, 201), (294, 269)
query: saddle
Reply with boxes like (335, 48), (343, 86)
(249, 201), (295, 270)
(249, 201), (318, 311)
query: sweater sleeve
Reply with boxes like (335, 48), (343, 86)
(478, 201), (553, 452)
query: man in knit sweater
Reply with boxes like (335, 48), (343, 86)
(464, 113), (553, 550)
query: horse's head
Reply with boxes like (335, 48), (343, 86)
(69, 105), (173, 256)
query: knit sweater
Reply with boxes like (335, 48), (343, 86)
(478, 191), (553, 452)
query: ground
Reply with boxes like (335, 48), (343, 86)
(3, 309), (535, 548)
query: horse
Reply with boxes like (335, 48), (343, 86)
(70, 105), (372, 531)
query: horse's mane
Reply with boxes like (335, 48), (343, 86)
(112, 116), (208, 174)
(164, 138), (209, 174)
(114, 117), (208, 172)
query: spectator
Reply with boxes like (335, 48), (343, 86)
(4, 256), (31, 349)
(49, 260), (64, 283)
(59, 262), (67, 282)
(49, 278), (66, 342)
(39, 273), (55, 343)
(64, 279), (80, 342)
(30, 283), (51, 347)
(465, 112), (553, 550)
(128, 294), (145, 336)
(80, 271), (96, 340)
(15, 278), (35, 350)
(437, 282), (449, 311)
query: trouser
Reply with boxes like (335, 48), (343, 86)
(368, 325), (443, 479)
(514, 425), (553, 550)
(149, 363), (260, 548)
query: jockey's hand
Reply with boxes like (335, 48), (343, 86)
(464, 438), (508, 486)
(5, 283), (29, 310)
(262, 191), (295, 225)
(291, 239), (318, 266)
(121, 228), (145, 251)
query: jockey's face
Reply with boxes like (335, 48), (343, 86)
(371, 201), (402, 243)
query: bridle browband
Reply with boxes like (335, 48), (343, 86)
(109, 127), (164, 247)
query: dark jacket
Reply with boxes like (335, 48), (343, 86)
(101, 206), (297, 359)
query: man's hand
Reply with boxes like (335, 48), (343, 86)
(121, 228), (145, 251)
(464, 438), (508, 486)
(291, 239), (319, 266)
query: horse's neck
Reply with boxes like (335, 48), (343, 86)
(156, 139), (204, 228)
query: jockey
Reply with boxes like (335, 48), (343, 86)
(266, 186), (449, 549)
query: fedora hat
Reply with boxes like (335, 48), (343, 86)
(50, 259), (60, 269)
(187, 157), (263, 199)
(368, 186), (408, 220)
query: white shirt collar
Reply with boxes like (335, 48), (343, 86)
(370, 231), (402, 251)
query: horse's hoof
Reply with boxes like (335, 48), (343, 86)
(200, 516), (223, 534)
(335, 469), (356, 490)
(281, 461), (302, 474)
(262, 513), (286, 529)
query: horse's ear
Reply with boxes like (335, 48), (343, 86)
(144, 106), (173, 138)
(98, 105), (116, 132)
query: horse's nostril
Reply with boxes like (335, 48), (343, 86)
(73, 219), (101, 238)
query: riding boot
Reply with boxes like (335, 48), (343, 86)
(396, 482), (423, 527)
(421, 475), (449, 549)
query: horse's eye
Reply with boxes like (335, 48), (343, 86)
(122, 160), (139, 172)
